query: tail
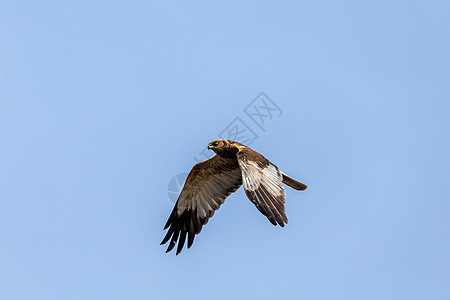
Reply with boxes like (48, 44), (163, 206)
(281, 172), (308, 191)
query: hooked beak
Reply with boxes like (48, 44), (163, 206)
(207, 144), (213, 150)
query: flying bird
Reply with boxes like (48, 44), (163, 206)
(161, 139), (308, 254)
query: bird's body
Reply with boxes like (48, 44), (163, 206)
(161, 139), (308, 254)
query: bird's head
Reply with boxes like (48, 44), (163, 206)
(207, 139), (229, 153)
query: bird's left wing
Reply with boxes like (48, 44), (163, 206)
(161, 155), (242, 255)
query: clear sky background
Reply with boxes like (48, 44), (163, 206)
(1, 1), (450, 299)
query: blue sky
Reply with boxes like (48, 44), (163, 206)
(1, 1), (450, 299)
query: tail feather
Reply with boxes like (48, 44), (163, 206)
(281, 172), (308, 191)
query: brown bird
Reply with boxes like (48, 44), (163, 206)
(161, 139), (308, 254)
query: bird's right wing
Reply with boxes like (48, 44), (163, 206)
(161, 155), (242, 255)
(236, 148), (288, 227)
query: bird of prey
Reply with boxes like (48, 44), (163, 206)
(161, 139), (308, 255)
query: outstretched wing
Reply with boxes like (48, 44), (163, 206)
(237, 148), (288, 227)
(161, 155), (242, 255)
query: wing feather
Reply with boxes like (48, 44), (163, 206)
(237, 148), (288, 227)
(161, 155), (242, 254)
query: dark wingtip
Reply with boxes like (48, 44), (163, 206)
(187, 232), (195, 249)
(160, 226), (174, 245)
(269, 218), (277, 226)
(166, 239), (176, 253)
(176, 231), (186, 255)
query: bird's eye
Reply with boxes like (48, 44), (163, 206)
(213, 141), (219, 146)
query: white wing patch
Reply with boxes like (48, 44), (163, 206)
(238, 160), (288, 226)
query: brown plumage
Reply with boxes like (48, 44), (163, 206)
(161, 139), (308, 255)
